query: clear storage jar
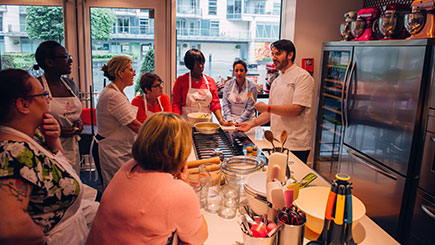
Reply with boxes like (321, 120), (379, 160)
(221, 156), (265, 200)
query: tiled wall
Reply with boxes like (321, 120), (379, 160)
(363, 0), (413, 8)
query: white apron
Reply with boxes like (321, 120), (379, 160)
(97, 84), (138, 189)
(181, 73), (213, 120)
(41, 74), (82, 174)
(0, 126), (97, 245)
(227, 80), (254, 121)
(141, 94), (163, 119)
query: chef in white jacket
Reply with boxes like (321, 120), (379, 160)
(237, 39), (314, 163)
(96, 56), (142, 189)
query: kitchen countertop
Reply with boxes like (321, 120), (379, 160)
(188, 126), (399, 245)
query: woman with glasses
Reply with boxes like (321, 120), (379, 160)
(34, 40), (83, 174)
(0, 69), (98, 244)
(172, 49), (231, 126)
(87, 113), (208, 245)
(131, 72), (171, 123)
(96, 56), (142, 189)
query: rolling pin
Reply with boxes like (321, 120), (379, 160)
(187, 156), (220, 168)
(188, 164), (221, 174)
(189, 170), (223, 185)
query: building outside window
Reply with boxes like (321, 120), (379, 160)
(227, 0), (242, 19)
(209, 0), (217, 15)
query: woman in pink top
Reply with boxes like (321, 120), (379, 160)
(86, 112), (208, 245)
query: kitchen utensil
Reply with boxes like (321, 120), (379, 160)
(315, 182), (337, 243)
(286, 183), (299, 201)
(297, 173), (318, 188)
(284, 189), (294, 209)
(351, 7), (381, 41)
(294, 185), (365, 235)
(187, 156), (220, 168)
(345, 184), (357, 245)
(378, 4), (410, 39)
(329, 185), (346, 245)
(266, 152), (287, 183)
(248, 92), (256, 103)
(405, 0), (435, 39)
(264, 130), (276, 152)
(194, 122), (220, 134)
(340, 11), (357, 41)
(280, 130), (287, 153)
(271, 188), (285, 210)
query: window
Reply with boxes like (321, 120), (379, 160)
(244, 0), (265, 14)
(0, 5), (64, 73)
(116, 17), (130, 34)
(256, 23), (279, 39)
(90, 8), (155, 100)
(177, 0), (284, 92)
(227, 0), (242, 19)
(209, 0), (217, 15)
(177, 0), (200, 15)
(273, 2), (280, 15)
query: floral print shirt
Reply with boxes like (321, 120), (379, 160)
(0, 140), (80, 234)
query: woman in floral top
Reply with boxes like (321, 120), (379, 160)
(0, 69), (95, 244)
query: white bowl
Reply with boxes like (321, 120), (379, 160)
(244, 172), (268, 215)
(187, 112), (211, 125)
(294, 186), (366, 234)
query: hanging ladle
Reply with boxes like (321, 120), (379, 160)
(280, 130), (287, 153)
(264, 130), (277, 152)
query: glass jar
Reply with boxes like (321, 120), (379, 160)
(221, 156), (265, 200)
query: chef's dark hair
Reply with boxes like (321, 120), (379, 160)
(34, 40), (62, 70)
(271, 39), (296, 62)
(0, 69), (33, 124)
(184, 49), (205, 70)
(140, 72), (163, 94)
(233, 60), (248, 72)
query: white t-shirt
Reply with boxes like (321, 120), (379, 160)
(269, 64), (314, 151)
(96, 86), (137, 137)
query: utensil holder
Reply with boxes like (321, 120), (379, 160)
(278, 222), (305, 245)
(243, 232), (278, 245)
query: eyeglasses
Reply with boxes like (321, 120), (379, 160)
(53, 55), (72, 60)
(151, 82), (164, 88)
(22, 91), (50, 99)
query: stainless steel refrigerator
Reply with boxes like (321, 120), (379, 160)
(314, 39), (435, 243)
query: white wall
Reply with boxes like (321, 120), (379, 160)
(282, 0), (363, 164)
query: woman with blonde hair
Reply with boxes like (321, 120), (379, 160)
(87, 112), (208, 244)
(96, 56), (142, 188)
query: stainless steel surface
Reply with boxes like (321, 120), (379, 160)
(339, 144), (406, 237)
(409, 188), (435, 244)
(344, 61), (356, 129)
(428, 113), (435, 133)
(343, 45), (426, 176)
(418, 130), (435, 197)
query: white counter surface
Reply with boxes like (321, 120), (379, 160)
(188, 127), (399, 245)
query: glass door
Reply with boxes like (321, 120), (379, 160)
(313, 47), (351, 182)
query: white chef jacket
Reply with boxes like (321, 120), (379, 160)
(269, 64), (314, 151)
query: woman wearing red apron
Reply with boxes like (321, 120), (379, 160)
(172, 49), (232, 126)
(131, 72), (171, 123)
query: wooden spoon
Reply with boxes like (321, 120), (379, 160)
(280, 130), (287, 153)
(248, 92), (256, 103)
(264, 130), (276, 152)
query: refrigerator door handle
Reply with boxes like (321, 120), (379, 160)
(346, 149), (398, 180)
(344, 61), (356, 128)
(431, 137), (435, 143)
(420, 203), (435, 221)
(341, 59), (352, 128)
